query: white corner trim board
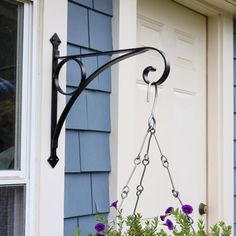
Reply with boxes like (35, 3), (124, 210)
(32, 0), (68, 236)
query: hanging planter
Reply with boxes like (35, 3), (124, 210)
(73, 203), (232, 236)
(95, 204), (231, 236)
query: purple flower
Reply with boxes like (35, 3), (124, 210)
(110, 200), (118, 209)
(160, 215), (166, 221)
(95, 223), (105, 232)
(166, 219), (174, 230)
(96, 234), (105, 236)
(182, 204), (193, 215)
(165, 207), (174, 215)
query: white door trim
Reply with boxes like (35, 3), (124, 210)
(207, 14), (234, 227)
(111, 0), (234, 229)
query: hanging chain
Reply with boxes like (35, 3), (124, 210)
(133, 127), (155, 214)
(153, 134), (194, 225)
(153, 135), (183, 205)
(118, 83), (194, 226)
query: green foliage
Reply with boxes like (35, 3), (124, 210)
(73, 228), (80, 236)
(211, 221), (232, 236)
(74, 208), (232, 236)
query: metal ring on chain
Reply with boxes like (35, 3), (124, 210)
(121, 185), (130, 199)
(187, 216), (194, 225)
(122, 185), (130, 194)
(136, 185), (144, 196)
(161, 155), (169, 168)
(149, 128), (156, 134)
(142, 158), (150, 166)
(172, 189), (179, 198)
(148, 116), (156, 130)
(134, 155), (141, 165)
(121, 191), (128, 199)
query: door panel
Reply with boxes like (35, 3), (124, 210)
(121, 0), (206, 222)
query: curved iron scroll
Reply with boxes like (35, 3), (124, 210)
(48, 33), (170, 168)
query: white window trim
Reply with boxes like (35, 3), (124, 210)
(0, 1), (34, 236)
(0, 1), (32, 181)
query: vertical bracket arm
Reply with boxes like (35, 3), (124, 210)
(48, 34), (61, 168)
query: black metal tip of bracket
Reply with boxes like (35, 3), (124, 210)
(50, 33), (61, 46)
(48, 155), (59, 168)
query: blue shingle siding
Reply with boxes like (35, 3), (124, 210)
(64, 174), (93, 218)
(68, 2), (89, 47)
(65, 89), (87, 130)
(93, 0), (113, 16)
(67, 45), (81, 87)
(80, 131), (110, 172)
(98, 55), (112, 92)
(64, 218), (78, 236)
(81, 48), (99, 90)
(89, 10), (112, 51)
(65, 1), (112, 235)
(87, 91), (111, 131)
(70, 0), (93, 8)
(65, 130), (81, 173)
(91, 173), (110, 213)
(234, 19), (236, 235)
(65, 130), (111, 173)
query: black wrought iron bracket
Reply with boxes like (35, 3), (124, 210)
(48, 33), (170, 168)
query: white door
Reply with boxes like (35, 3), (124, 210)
(120, 0), (207, 222)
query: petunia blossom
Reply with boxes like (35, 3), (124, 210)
(182, 204), (193, 215)
(160, 215), (166, 221)
(110, 200), (118, 209)
(165, 207), (174, 215)
(166, 218), (174, 230)
(95, 223), (106, 232)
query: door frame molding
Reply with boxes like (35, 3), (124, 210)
(111, 0), (234, 228)
(206, 13), (234, 227)
(176, 0), (234, 227)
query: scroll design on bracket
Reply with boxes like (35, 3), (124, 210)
(48, 33), (170, 168)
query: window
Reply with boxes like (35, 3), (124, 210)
(0, 0), (23, 170)
(0, 1), (28, 235)
(0, 185), (25, 236)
